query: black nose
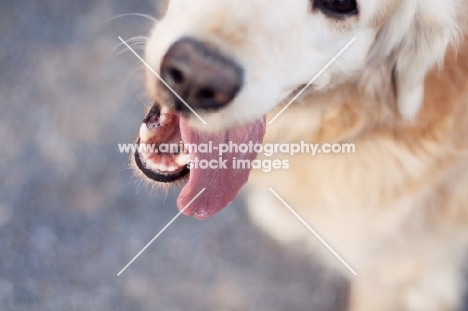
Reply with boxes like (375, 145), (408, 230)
(160, 37), (243, 112)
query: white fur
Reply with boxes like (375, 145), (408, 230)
(147, 0), (463, 128)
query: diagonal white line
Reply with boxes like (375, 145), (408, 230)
(268, 37), (356, 125)
(118, 36), (208, 125)
(117, 188), (206, 276)
(268, 188), (357, 276)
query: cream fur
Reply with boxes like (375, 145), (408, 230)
(144, 0), (468, 309)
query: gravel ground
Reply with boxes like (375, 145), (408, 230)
(0, 1), (349, 310)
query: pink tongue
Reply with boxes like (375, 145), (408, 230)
(178, 118), (266, 220)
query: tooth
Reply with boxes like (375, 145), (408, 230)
(139, 123), (154, 141)
(160, 113), (169, 126)
(175, 153), (191, 166)
(168, 165), (178, 172)
(158, 163), (168, 172)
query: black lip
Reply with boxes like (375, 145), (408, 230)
(144, 104), (161, 124)
(134, 143), (190, 183)
(134, 103), (189, 183)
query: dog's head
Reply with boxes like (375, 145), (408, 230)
(133, 0), (461, 218)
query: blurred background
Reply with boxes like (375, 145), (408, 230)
(0, 0), (350, 310)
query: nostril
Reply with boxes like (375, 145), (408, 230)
(195, 86), (233, 109)
(197, 87), (216, 101)
(167, 67), (185, 85)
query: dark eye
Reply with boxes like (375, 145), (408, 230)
(314, 0), (358, 17)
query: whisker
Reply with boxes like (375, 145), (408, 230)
(101, 13), (159, 27)
(114, 43), (146, 57)
(113, 36), (148, 55)
(127, 36), (149, 42)
(135, 91), (150, 108)
(129, 63), (146, 77)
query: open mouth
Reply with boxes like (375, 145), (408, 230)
(134, 105), (190, 184)
(134, 103), (266, 220)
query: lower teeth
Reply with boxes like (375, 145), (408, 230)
(175, 153), (191, 166)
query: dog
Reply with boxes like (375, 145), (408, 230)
(131, 0), (468, 309)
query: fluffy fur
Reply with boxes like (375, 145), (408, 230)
(144, 0), (468, 309)
(250, 38), (468, 310)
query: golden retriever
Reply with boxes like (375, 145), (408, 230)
(130, 0), (468, 309)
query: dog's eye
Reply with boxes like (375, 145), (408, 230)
(314, 0), (358, 17)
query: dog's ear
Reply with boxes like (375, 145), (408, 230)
(369, 1), (461, 120)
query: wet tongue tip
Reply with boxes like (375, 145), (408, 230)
(177, 184), (238, 219)
(177, 116), (266, 219)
